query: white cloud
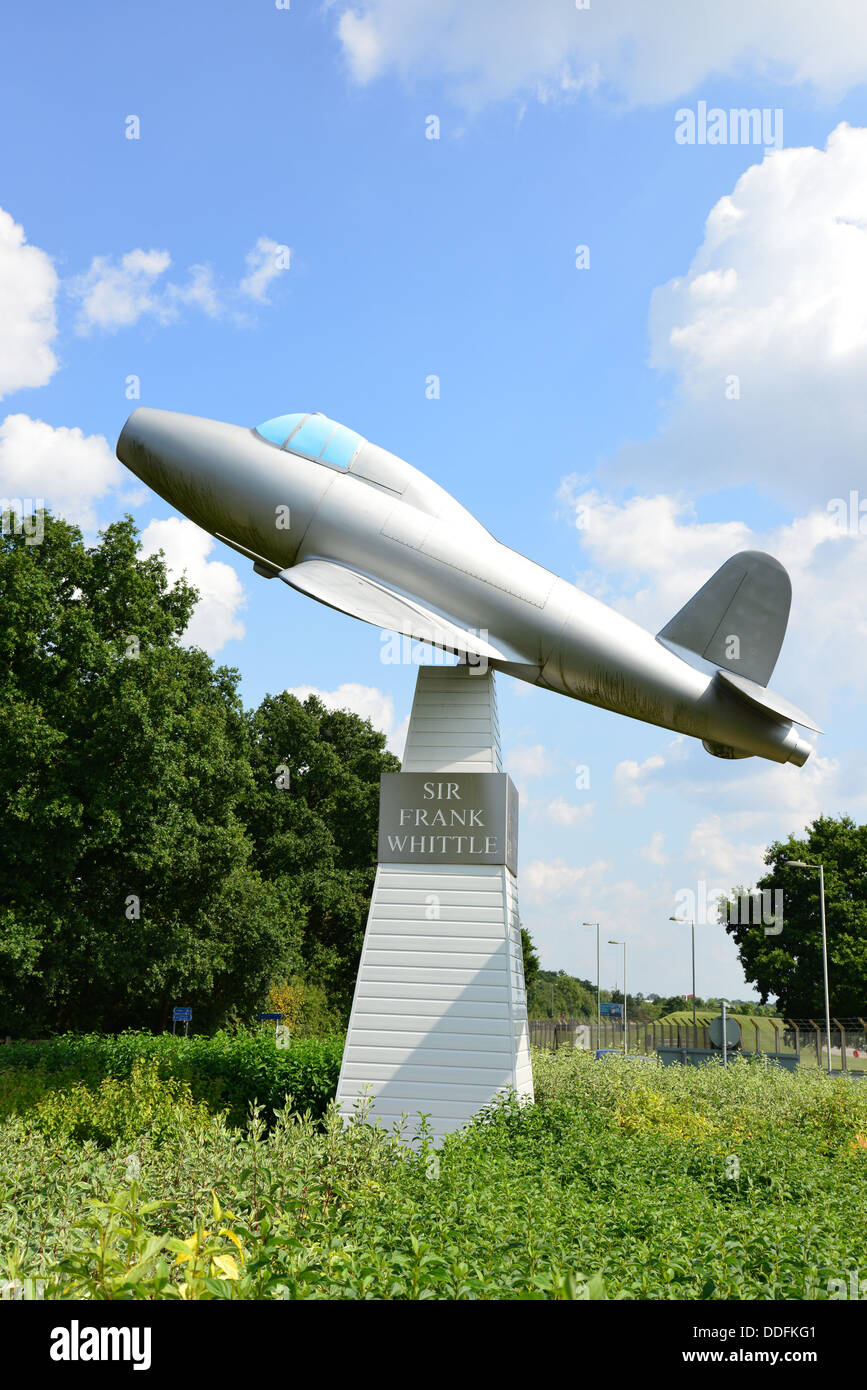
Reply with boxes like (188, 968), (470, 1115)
(337, 9), (385, 84)
(681, 752), (852, 839)
(545, 796), (594, 826)
(335, 1), (867, 108)
(71, 249), (175, 332)
(613, 752), (665, 806)
(0, 207), (58, 399)
(557, 478), (867, 878)
(239, 237), (291, 303)
(506, 743), (555, 778)
(686, 813), (767, 884)
(139, 518), (246, 654)
(284, 681), (408, 755)
(168, 264), (222, 318)
(639, 830), (668, 866)
(555, 486), (867, 903)
(523, 856), (609, 902)
(562, 482), (867, 717)
(390, 714), (411, 756)
(555, 122), (867, 729)
(0, 414), (125, 533)
(526, 868), (756, 998)
(611, 123), (867, 503)
(561, 479), (752, 624)
(69, 236), (289, 333)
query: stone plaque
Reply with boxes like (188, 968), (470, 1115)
(378, 772), (518, 873)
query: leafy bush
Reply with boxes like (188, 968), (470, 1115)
(531, 1045), (867, 1145)
(0, 1032), (343, 1127)
(1, 1046), (866, 1299)
(26, 1061), (212, 1149)
(267, 978), (343, 1038)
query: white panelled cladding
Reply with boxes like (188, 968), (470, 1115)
(400, 663), (503, 774)
(336, 664), (533, 1144)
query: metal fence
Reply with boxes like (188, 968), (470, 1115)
(528, 1016), (867, 1071)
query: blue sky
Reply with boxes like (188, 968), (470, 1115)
(4, 1), (867, 1002)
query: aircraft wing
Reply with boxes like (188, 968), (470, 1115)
(279, 558), (507, 662)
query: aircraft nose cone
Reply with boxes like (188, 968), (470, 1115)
(115, 407), (253, 533)
(115, 405), (319, 552)
(116, 407), (177, 486)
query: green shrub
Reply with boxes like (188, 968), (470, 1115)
(28, 1061), (213, 1149)
(0, 1031), (344, 1127)
(1, 1044), (865, 1299)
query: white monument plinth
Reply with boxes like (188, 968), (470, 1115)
(336, 664), (533, 1143)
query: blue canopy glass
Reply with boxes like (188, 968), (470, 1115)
(255, 412), (363, 468)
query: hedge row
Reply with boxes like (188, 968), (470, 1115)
(0, 1031), (344, 1127)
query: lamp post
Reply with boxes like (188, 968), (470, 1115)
(670, 915), (696, 1043)
(785, 859), (832, 1077)
(609, 939), (627, 1054)
(583, 921), (600, 1044)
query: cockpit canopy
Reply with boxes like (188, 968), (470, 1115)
(255, 412), (364, 468)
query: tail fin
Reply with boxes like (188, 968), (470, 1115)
(657, 550), (790, 686)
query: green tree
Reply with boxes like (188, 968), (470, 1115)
(528, 969), (596, 1019)
(239, 691), (400, 1016)
(0, 513), (303, 1034)
(520, 925), (540, 995)
(722, 814), (867, 1016)
(654, 995), (692, 1018)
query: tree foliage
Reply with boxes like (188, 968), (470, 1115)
(520, 926), (540, 996)
(0, 514), (395, 1035)
(528, 969), (597, 1019)
(240, 690), (399, 1012)
(723, 814), (867, 1016)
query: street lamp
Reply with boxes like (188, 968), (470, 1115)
(785, 859), (833, 1077)
(670, 915), (697, 1040)
(720, 997), (730, 1068)
(608, 939), (627, 1054)
(583, 921), (600, 1041)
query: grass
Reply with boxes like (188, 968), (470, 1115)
(1, 1044), (865, 1299)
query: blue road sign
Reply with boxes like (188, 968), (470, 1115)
(172, 1007), (192, 1022)
(257, 1013), (284, 1021)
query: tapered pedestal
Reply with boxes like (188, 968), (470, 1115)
(336, 664), (533, 1143)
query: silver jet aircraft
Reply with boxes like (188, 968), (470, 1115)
(116, 407), (819, 767)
